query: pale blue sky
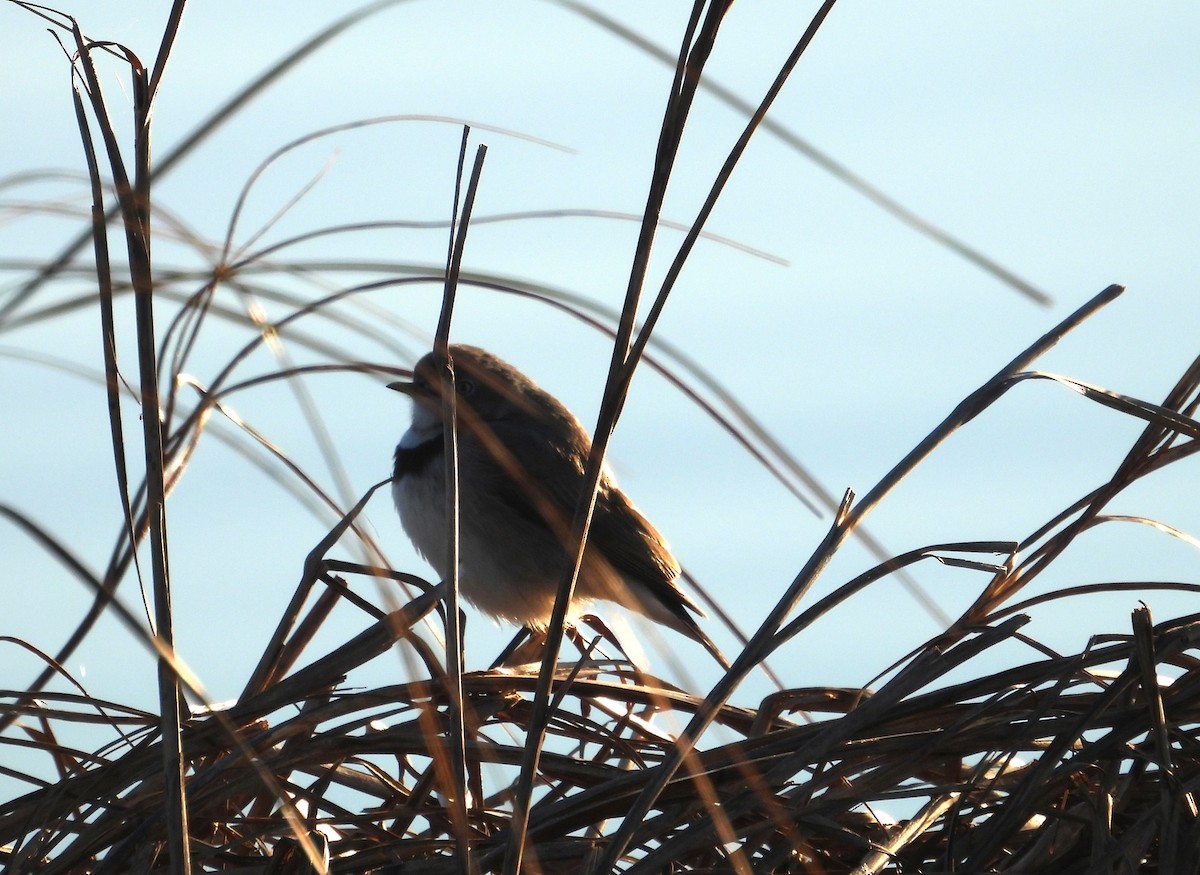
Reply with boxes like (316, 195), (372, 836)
(3, 2), (1199, 766)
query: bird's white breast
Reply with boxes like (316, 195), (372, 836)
(393, 425), (450, 580)
(392, 424), (574, 626)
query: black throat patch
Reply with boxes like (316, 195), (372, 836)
(393, 437), (443, 481)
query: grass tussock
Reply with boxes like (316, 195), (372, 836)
(3, 2), (1200, 873)
(4, 573), (1200, 872)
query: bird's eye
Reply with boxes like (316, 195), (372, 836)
(456, 379), (475, 397)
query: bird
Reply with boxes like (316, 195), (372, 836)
(388, 344), (728, 669)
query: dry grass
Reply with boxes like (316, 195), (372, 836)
(4, 559), (1200, 872)
(3, 1), (1200, 873)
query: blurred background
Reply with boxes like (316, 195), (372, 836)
(2, 0), (1198, 757)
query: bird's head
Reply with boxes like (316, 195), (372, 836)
(388, 345), (578, 437)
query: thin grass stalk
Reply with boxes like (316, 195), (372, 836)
(964, 650), (1144, 864)
(0, 507), (108, 739)
(64, 11), (346, 870)
(0, 508), (195, 693)
(638, 337), (954, 625)
(591, 7), (844, 865)
(67, 23), (193, 873)
(69, 69), (138, 599)
(3, 240), (949, 641)
(0, 255), (843, 540)
(2, 256), (864, 638)
(627, 619), (1034, 872)
(62, 53), (155, 765)
(1132, 607), (1179, 796)
(147, 0), (188, 99)
(432, 129), (488, 874)
(772, 541), (1016, 653)
(4, 37), (156, 718)
(1131, 604), (1194, 871)
(241, 477), (395, 698)
(0, 0), (406, 324)
(131, 62), (193, 875)
(961, 366), (1200, 627)
(645, 621), (1020, 865)
(1009, 372), (1200, 438)
(553, 0), (1052, 308)
(354, 268), (955, 646)
(220, 207), (780, 266)
(503, 3), (727, 871)
(625, 0), (841, 380)
(609, 0), (723, 365)
(594, 284), (1125, 868)
(6, 600), (1200, 870)
(43, 580), (441, 872)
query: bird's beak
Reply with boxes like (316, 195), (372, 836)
(388, 379), (439, 411)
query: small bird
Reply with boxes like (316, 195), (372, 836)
(389, 344), (727, 669)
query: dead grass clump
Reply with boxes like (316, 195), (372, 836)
(3, 594), (1200, 872)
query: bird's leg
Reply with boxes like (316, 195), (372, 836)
(575, 614), (634, 667)
(490, 626), (539, 669)
(490, 622), (614, 669)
